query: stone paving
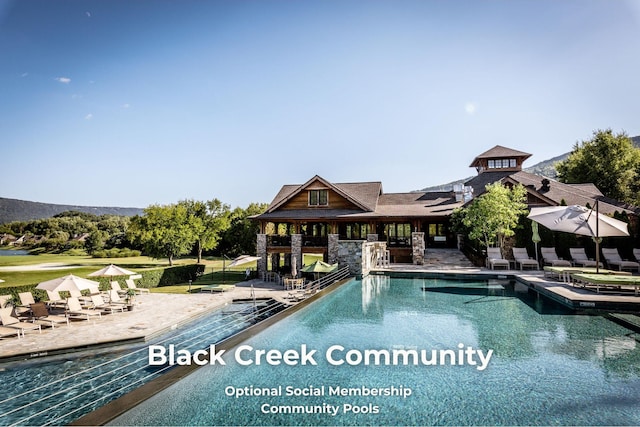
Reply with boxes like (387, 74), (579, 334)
(0, 279), (291, 361)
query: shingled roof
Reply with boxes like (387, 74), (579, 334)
(465, 170), (635, 215)
(469, 145), (532, 168)
(265, 175), (381, 213)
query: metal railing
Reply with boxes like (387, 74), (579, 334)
(0, 299), (288, 426)
(288, 266), (351, 301)
(302, 236), (328, 247)
(267, 235), (291, 247)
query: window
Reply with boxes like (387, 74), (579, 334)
(309, 189), (328, 206)
(487, 158), (517, 169)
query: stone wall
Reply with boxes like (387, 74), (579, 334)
(256, 234), (267, 276)
(337, 240), (365, 276)
(328, 234), (339, 264)
(412, 232), (425, 265)
(291, 234), (302, 277)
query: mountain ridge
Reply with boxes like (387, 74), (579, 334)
(0, 197), (143, 224)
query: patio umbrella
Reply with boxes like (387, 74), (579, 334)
(87, 264), (136, 278)
(527, 203), (629, 273)
(300, 260), (338, 274)
(531, 221), (541, 265)
(36, 274), (100, 293)
(227, 255), (261, 268)
(291, 255), (298, 278)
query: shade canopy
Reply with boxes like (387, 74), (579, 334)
(87, 264), (137, 278)
(227, 255), (261, 268)
(527, 205), (629, 238)
(36, 274), (100, 292)
(527, 204), (630, 273)
(301, 260), (338, 274)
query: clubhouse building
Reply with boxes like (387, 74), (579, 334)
(253, 145), (635, 276)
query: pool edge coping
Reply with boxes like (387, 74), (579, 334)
(70, 276), (354, 426)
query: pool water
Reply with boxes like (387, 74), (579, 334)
(110, 276), (640, 426)
(0, 300), (282, 426)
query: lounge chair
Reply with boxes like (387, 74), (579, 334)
(108, 289), (128, 305)
(46, 290), (67, 309)
(0, 307), (42, 335)
(601, 248), (640, 272)
(125, 278), (150, 294)
(0, 294), (11, 309)
(90, 295), (125, 313)
(569, 248), (602, 268)
(486, 247), (509, 270)
(200, 284), (235, 293)
(18, 291), (35, 307)
(17, 291), (36, 316)
(111, 281), (128, 297)
(540, 247), (572, 267)
(512, 247), (538, 270)
(66, 297), (102, 320)
(572, 273), (640, 295)
(0, 325), (21, 339)
(30, 302), (69, 328)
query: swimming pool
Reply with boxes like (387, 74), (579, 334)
(0, 299), (285, 426)
(110, 276), (640, 426)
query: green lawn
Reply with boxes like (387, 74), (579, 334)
(0, 254), (230, 289)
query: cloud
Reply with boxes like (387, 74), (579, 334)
(85, 113), (93, 120)
(55, 77), (71, 84)
(21, 72), (28, 77)
(122, 103), (130, 109)
(464, 102), (477, 115)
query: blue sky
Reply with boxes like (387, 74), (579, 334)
(1, 0), (639, 209)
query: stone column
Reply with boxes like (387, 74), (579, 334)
(291, 234), (302, 277)
(328, 234), (339, 264)
(412, 232), (425, 265)
(257, 234), (267, 277)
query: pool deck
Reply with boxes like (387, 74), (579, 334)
(2, 248), (640, 362)
(0, 279), (293, 362)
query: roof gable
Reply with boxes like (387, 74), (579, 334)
(265, 175), (380, 213)
(469, 145), (532, 168)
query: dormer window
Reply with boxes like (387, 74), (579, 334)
(487, 158), (517, 169)
(309, 189), (328, 206)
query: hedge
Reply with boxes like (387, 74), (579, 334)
(0, 264), (206, 303)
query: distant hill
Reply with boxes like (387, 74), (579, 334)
(421, 135), (640, 192)
(0, 197), (143, 224)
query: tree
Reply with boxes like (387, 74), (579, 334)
(218, 203), (268, 256)
(180, 199), (231, 263)
(459, 182), (528, 251)
(556, 129), (640, 205)
(128, 203), (196, 266)
(84, 230), (108, 255)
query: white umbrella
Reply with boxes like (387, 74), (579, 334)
(227, 255), (261, 268)
(291, 255), (297, 278)
(527, 203), (629, 272)
(88, 264), (136, 278)
(36, 274), (100, 292)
